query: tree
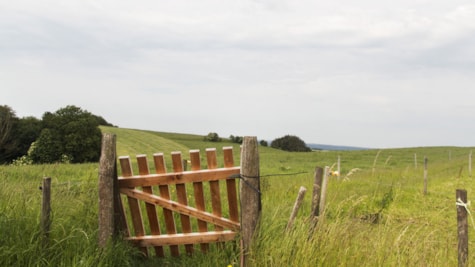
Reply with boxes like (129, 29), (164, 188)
(30, 105), (102, 163)
(10, 116), (41, 161)
(259, 140), (268, 147)
(230, 135), (243, 144)
(0, 105), (18, 163)
(93, 114), (115, 127)
(204, 132), (221, 142)
(270, 135), (311, 152)
(0, 106), (43, 164)
(29, 128), (63, 163)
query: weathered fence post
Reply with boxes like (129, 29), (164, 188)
(423, 157), (428, 195)
(469, 151), (472, 178)
(311, 167), (324, 217)
(286, 186), (307, 231)
(240, 136), (261, 267)
(456, 189), (468, 267)
(337, 155), (341, 179)
(319, 166), (330, 216)
(309, 167), (324, 237)
(98, 133), (122, 248)
(414, 153), (417, 169)
(40, 177), (51, 247)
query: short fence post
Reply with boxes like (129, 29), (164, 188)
(286, 186), (307, 231)
(337, 156), (341, 179)
(311, 167), (324, 217)
(423, 157), (428, 195)
(40, 177), (51, 247)
(240, 136), (261, 267)
(456, 189), (469, 267)
(469, 151), (472, 178)
(414, 153), (417, 169)
(98, 133), (121, 248)
(319, 166), (330, 216)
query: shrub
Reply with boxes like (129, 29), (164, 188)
(270, 135), (311, 152)
(229, 135), (243, 144)
(204, 132), (221, 142)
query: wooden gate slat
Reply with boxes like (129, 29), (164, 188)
(152, 153), (180, 256)
(190, 149), (209, 252)
(171, 152), (194, 255)
(120, 188), (240, 230)
(136, 155), (164, 257)
(119, 156), (148, 256)
(118, 167), (240, 187)
(223, 147), (239, 223)
(126, 231), (237, 247)
(206, 148), (223, 231)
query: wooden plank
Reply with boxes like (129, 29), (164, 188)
(120, 188), (240, 230)
(126, 231), (237, 247)
(223, 147), (239, 223)
(118, 167), (240, 187)
(152, 153), (179, 257)
(119, 156), (148, 256)
(190, 149), (209, 252)
(136, 155), (164, 257)
(172, 152), (194, 255)
(206, 148), (223, 231)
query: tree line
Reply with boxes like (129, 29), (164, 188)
(1, 104), (312, 165)
(204, 132), (311, 152)
(0, 105), (114, 165)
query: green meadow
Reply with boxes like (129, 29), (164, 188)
(1, 126), (474, 266)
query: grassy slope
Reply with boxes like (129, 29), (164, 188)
(1, 127), (475, 266)
(102, 126), (475, 266)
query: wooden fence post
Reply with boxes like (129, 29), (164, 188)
(469, 151), (472, 178)
(240, 136), (261, 267)
(319, 166), (330, 216)
(311, 167), (324, 217)
(41, 177), (51, 247)
(98, 133), (121, 248)
(414, 153), (417, 169)
(424, 157), (428, 195)
(286, 186), (307, 231)
(337, 156), (341, 179)
(456, 189), (468, 267)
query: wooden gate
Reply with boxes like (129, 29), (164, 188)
(116, 147), (241, 257)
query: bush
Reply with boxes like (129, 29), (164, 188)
(204, 132), (221, 142)
(270, 135), (311, 152)
(229, 135), (243, 144)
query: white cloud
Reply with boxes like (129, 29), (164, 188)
(2, 0), (475, 148)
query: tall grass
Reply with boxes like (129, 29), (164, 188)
(1, 127), (474, 266)
(0, 164), (140, 266)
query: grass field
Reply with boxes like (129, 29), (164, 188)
(1, 126), (474, 266)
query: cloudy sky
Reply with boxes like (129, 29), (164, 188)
(2, 0), (475, 148)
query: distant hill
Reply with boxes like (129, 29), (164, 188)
(307, 143), (370, 151)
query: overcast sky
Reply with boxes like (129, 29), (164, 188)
(2, 1), (475, 148)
